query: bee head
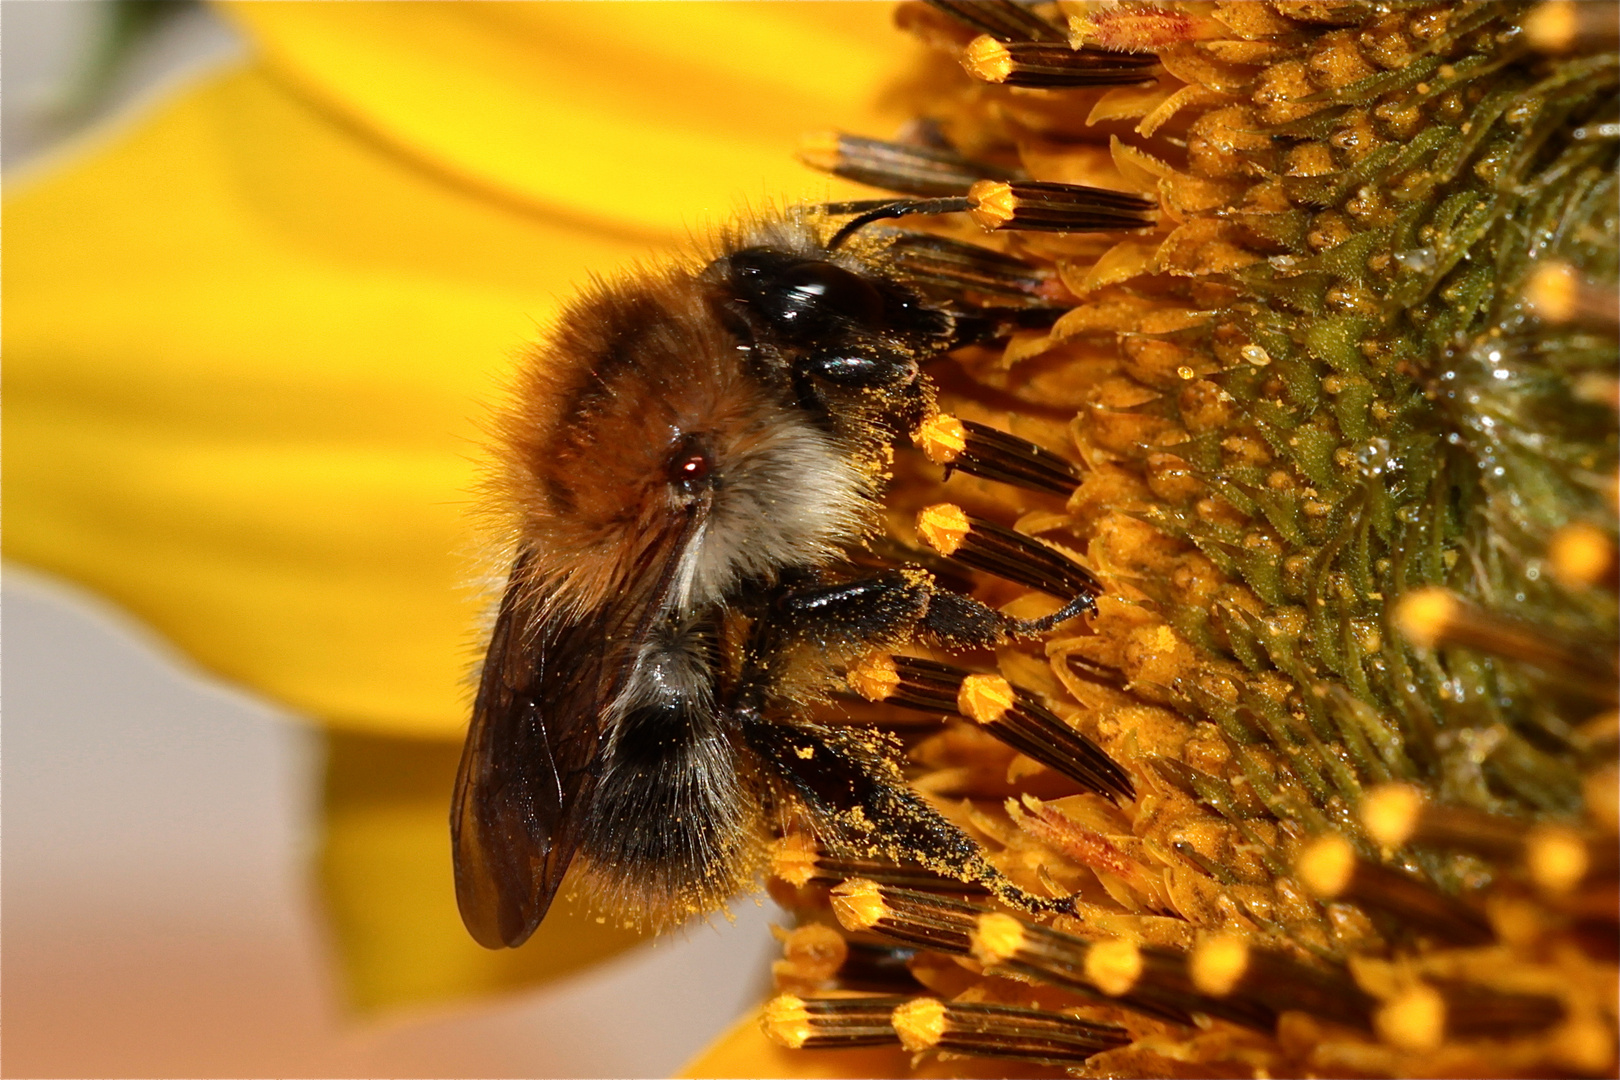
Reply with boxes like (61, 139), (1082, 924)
(498, 274), (873, 615)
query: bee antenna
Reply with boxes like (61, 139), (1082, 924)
(826, 197), (974, 251)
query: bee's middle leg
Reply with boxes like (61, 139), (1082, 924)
(768, 568), (1085, 657)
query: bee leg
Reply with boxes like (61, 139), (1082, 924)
(739, 710), (1073, 916)
(769, 569), (1088, 655)
(770, 570), (933, 652)
(920, 586), (1093, 647)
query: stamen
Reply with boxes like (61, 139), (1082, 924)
(915, 413), (1083, 496)
(1375, 982), (1568, 1051)
(846, 653), (1134, 800)
(1296, 835), (1495, 945)
(1395, 587), (1619, 704)
(771, 833), (993, 897)
(967, 180), (1157, 233)
(799, 130), (1021, 199)
(772, 923), (924, 994)
(884, 233), (1059, 303)
(772, 923), (850, 986)
(958, 673), (1135, 801)
(968, 912), (1272, 1029)
(922, 0), (1067, 43)
(961, 35), (1159, 87)
(1360, 783), (1617, 893)
(829, 879), (982, 952)
(916, 502), (1101, 603)
(891, 997), (1130, 1063)
(1187, 933), (1375, 1030)
(761, 993), (907, 1049)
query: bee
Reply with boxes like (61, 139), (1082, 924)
(452, 193), (1143, 949)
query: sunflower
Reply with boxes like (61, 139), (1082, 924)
(6, 2), (1615, 1078)
(698, 2), (1618, 1076)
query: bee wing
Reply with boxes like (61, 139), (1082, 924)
(452, 561), (621, 948)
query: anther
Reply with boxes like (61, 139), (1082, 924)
(916, 502), (1101, 609)
(967, 180), (1156, 233)
(1359, 782), (1617, 893)
(799, 131), (1021, 200)
(922, 0), (1067, 44)
(847, 653), (1133, 800)
(915, 413), (1083, 496)
(967, 912), (1277, 1030)
(771, 834), (992, 897)
(961, 35), (1158, 87)
(829, 879), (983, 952)
(1296, 835), (1495, 945)
(1395, 587), (1619, 705)
(884, 232), (1059, 303)
(761, 993), (907, 1050)
(892, 997), (1129, 1064)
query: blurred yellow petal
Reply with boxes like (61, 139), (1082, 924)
(680, 1009), (912, 1080)
(3, 2), (920, 1009)
(4, 2), (910, 736)
(321, 732), (648, 1011)
(219, 1), (922, 234)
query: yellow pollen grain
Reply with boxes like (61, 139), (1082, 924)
(761, 994), (813, 1049)
(1526, 825), (1588, 893)
(771, 833), (819, 887)
(1084, 938), (1142, 996)
(961, 34), (1014, 83)
(847, 651), (900, 702)
(915, 413), (967, 464)
(1548, 522), (1612, 586)
(959, 674), (1016, 725)
(917, 503), (971, 555)
(1375, 984), (1445, 1052)
(830, 878), (887, 932)
(1297, 834), (1356, 898)
(967, 180), (1018, 231)
(1189, 934), (1249, 996)
(892, 997), (947, 1050)
(1393, 586), (1456, 649)
(972, 912), (1027, 965)
(1240, 344), (1272, 366)
(1361, 783), (1424, 848)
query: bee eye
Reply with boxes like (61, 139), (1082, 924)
(667, 444), (714, 492)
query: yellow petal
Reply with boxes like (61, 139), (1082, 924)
(321, 731), (647, 1010)
(217, 1), (922, 234)
(679, 1008), (912, 1080)
(4, 3), (911, 735)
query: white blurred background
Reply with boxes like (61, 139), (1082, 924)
(2, 3), (778, 1075)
